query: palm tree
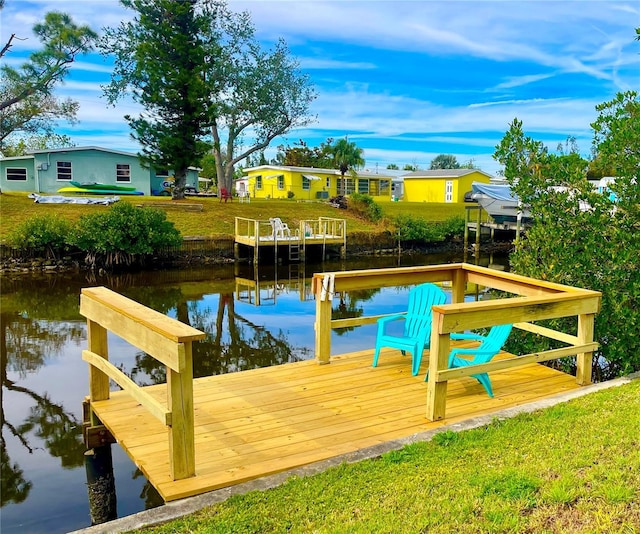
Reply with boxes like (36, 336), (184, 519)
(330, 138), (365, 194)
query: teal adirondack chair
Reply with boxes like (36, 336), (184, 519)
(372, 283), (447, 376)
(429, 324), (513, 397)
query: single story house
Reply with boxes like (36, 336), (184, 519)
(241, 165), (396, 201)
(402, 169), (493, 203)
(0, 146), (199, 196)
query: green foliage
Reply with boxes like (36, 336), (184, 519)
(330, 137), (365, 178)
(493, 91), (640, 378)
(7, 214), (71, 258)
(0, 12), (96, 149)
(1, 133), (75, 156)
(71, 202), (182, 268)
(429, 154), (460, 169)
(393, 214), (464, 244)
(102, 1), (315, 197)
(101, 0), (210, 199)
(276, 138), (334, 168)
(197, 153), (218, 185)
(348, 193), (382, 222)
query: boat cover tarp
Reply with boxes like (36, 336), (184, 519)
(28, 193), (120, 205)
(471, 182), (519, 202)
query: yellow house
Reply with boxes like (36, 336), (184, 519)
(242, 165), (395, 201)
(402, 169), (493, 203)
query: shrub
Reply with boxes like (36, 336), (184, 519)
(393, 214), (465, 244)
(493, 91), (640, 379)
(349, 193), (383, 222)
(287, 190), (295, 199)
(439, 215), (465, 239)
(7, 214), (72, 259)
(71, 202), (182, 269)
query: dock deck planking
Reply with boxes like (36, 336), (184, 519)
(91, 347), (582, 501)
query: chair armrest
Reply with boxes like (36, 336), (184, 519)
(448, 347), (497, 367)
(451, 332), (486, 342)
(377, 313), (406, 326)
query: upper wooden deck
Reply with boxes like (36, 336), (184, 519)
(234, 217), (346, 262)
(90, 345), (580, 502)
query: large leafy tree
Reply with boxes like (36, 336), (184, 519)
(203, 2), (316, 193)
(429, 154), (460, 169)
(101, 0), (211, 199)
(0, 10), (96, 151)
(102, 0), (315, 198)
(493, 90), (640, 380)
(1, 133), (75, 157)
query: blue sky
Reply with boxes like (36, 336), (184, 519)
(2, 0), (638, 175)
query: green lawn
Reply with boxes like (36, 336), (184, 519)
(0, 192), (469, 242)
(139, 380), (640, 533)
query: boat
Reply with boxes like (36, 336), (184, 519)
(471, 182), (531, 224)
(58, 183), (144, 195)
(69, 181), (138, 192)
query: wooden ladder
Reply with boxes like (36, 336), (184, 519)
(289, 242), (300, 262)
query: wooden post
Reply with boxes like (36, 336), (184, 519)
(168, 342), (195, 480)
(253, 220), (259, 265)
(426, 311), (449, 421)
(576, 313), (594, 385)
(87, 320), (109, 426)
(475, 207), (481, 248)
(314, 280), (332, 365)
(464, 206), (470, 249)
(84, 445), (117, 525)
(451, 267), (466, 304)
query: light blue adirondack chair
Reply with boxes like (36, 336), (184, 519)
(437, 324), (513, 397)
(372, 283), (447, 376)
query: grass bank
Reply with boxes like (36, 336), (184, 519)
(138, 379), (640, 534)
(0, 192), (468, 241)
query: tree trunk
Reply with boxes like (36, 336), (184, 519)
(172, 167), (187, 200)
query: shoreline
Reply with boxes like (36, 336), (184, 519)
(0, 234), (514, 275)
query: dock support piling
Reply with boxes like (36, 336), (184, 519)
(84, 445), (117, 525)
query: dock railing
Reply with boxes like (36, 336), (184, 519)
(312, 263), (601, 421)
(80, 286), (206, 480)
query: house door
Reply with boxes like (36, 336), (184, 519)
(445, 180), (453, 202)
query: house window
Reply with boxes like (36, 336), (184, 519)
(358, 179), (370, 195)
(337, 178), (354, 195)
(325, 177), (331, 189)
(116, 164), (131, 182)
(379, 180), (390, 194)
(6, 168), (27, 181)
(156, 169), (169, 177)
(57, 161), (72, 181)
(277, 175), (284, 190)
(255, 175), (262, 190)
(302, 175), (310, 190)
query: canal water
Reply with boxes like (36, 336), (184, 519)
(0, 251), (507, 533)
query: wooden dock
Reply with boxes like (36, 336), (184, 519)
(81, 264), (600, 505)
(234, 216), (346, 263)
(90, 346), (580, 502)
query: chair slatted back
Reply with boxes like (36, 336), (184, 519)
(403, 283), (447, 338)
(474, 324), (513, 363)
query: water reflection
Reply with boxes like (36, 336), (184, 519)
(0, 251), (508, 532)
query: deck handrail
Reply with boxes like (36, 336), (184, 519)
(80, 286), (206, 480)
(312, 263), (601, 421)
